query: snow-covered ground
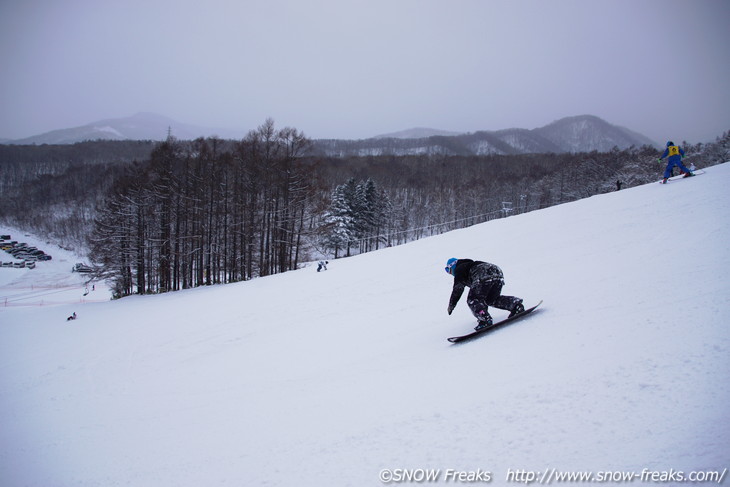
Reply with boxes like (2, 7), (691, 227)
(1, 163), (729, 486)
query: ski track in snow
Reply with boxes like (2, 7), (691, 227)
(1, 163), (729, 486)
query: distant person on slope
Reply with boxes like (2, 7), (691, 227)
(658, 141), (693, 184)
(445, 258), (524, 330)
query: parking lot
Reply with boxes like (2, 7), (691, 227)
(0, 229), (110, 307)
(1, 234), (53, 270)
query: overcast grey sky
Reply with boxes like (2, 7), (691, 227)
(1, 0), (728, 143)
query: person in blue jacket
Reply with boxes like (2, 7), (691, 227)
(658, 141), (693, 183)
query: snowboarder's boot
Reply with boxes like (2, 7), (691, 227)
(662, 177), (668, 184)
(683, 172), (694, 178)
(474, 310), (493, 331)
(509, 301), (525, 318)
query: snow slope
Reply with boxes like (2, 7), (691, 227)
(1, 164), (729, 486)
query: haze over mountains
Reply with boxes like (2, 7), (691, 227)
(3, 112), (658, 155)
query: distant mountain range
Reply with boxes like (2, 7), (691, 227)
(4, 112), (243, 145)
(3, 113), (658, 154)
(373, 127), (464, 139)
(311, 115), (659, 156)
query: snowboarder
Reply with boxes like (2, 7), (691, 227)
(67, 312), (77, 321)
(658, 141), (693, 184)
(317, 260), (328, 272)
(445, 258), (524, 330)
(616, 180), (622, 191)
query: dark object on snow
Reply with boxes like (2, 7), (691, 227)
(73, 263), (92, 273)
(317, 260), (329, 272)
(445, 258), (523, 330)
(67, 312), (77, 321)
(448, 300), (543, 343)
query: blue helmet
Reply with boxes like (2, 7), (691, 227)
(666, 141), (674, 147)
(445, 258), (458, 275)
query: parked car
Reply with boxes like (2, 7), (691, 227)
(73, 263), (92, 272)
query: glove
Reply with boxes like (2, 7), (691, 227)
(447, 303), (455, 315)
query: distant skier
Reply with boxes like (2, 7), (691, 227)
(317, 260), (328, 272)
(658, 141), (693, 184)
(616, 180), (622, 191)
(67, 312), (77, 321)
(445, 258), (524, 330)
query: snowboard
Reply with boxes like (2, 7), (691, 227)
(659, 168), (705, 184)
(447, 300), (543, 343)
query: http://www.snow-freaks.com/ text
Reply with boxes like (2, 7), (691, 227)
(378, 467), (728, 484)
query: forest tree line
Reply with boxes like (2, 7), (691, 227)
(1, 124), (728, 297)
(89, 120), (312, 296)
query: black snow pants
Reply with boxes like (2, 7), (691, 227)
(466, 279), (522, 321)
